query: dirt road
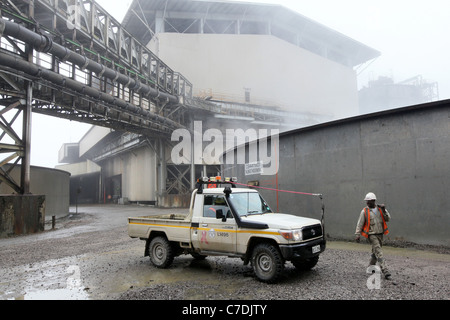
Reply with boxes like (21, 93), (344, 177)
(0, 205), (448, 301)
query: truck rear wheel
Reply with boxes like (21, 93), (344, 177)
(251, 243), (284, 283)
(149, 236), (174, 268)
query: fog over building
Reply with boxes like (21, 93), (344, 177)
(57, 0), (379, 206)
(359, 75), (439, 114)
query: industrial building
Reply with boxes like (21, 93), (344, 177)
(128, 0), (378, 118)
(56, 0), (379, 207)
(1, 0), (446, 244)
(359, 75), (439, 114)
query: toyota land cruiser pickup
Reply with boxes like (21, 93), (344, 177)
(128, 177), (325, 283)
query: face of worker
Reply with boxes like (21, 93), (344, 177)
(366, 200), (376, 208)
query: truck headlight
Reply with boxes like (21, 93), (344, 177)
(279, 229), (302, 241)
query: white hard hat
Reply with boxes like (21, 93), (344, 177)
(364, 192), (377, 201)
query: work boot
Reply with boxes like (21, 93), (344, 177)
(377, 257), (390, 278)
(369, 254), (377, 266)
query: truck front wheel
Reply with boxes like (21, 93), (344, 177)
(149, 236), (174, 268)
(251, 243), (284, 283)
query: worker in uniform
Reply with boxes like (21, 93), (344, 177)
(355, 192), (392, 280)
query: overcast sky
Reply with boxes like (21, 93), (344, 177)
(30, 0), (450, 168)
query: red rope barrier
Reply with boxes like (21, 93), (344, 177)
(233, 182), (322, 197)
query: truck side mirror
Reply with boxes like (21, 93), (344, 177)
(215, 209), (226, 222)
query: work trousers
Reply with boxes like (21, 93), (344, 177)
(368, 234), (389, 273)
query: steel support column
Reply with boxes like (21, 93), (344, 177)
(20, 82), (32, 194)
(190, 116), (195, 190)
(20, 0), (34, 195)
(158, 137), (166, 197)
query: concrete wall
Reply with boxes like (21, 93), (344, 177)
(56, 159), (101, 177)
(0, 165), (70, 220)
(149, 33), (359, 119)
(101, 146), (157, 203)
(223, 100), (450, 246)
(0, 194), (45, 238)
(79, 126), (111, 157)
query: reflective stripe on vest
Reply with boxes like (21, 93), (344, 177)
(361, 207), (389, 238)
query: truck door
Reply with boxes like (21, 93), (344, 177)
(193, 194), (237, 253)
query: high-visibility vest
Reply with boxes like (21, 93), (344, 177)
(361, 207), (389, 238)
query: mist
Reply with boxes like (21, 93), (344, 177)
(28, 0), (449, 168)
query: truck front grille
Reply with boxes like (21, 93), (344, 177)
(302, 224), (323, 240)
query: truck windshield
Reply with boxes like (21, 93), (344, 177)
(228, 192), (272, 217)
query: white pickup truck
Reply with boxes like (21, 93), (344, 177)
(128, 177), (326, 283)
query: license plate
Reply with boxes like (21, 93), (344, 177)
(312, 245), (321, 254)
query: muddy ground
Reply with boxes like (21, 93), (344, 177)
(0, 204), (448, 302)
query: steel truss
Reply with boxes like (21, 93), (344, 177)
(0, 0), (195, 194)
(0, 0), (294, 197)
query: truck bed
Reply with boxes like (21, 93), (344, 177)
(128, 213), (191, 241)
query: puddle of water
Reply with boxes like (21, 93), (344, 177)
(101, 256), (257, 299)
(21, 287), (90, 300)
(0, 256), (92, 300)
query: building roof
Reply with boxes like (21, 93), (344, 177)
(122, 0), (380, 67)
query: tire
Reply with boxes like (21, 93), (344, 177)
(251, 243), (284, 283)
(148, 236), (174, 268)
(292, 256), (319, 271)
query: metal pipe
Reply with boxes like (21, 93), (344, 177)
(0, 18), (179, 104)
(0, 52), (183, 131)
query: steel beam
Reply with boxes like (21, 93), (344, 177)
(20, 82), (32, 194)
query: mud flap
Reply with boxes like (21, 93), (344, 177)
(144, 238), (150, 257)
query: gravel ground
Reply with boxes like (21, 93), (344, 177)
(119, 244), (450, 300)
(0, 205), (449, 301)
